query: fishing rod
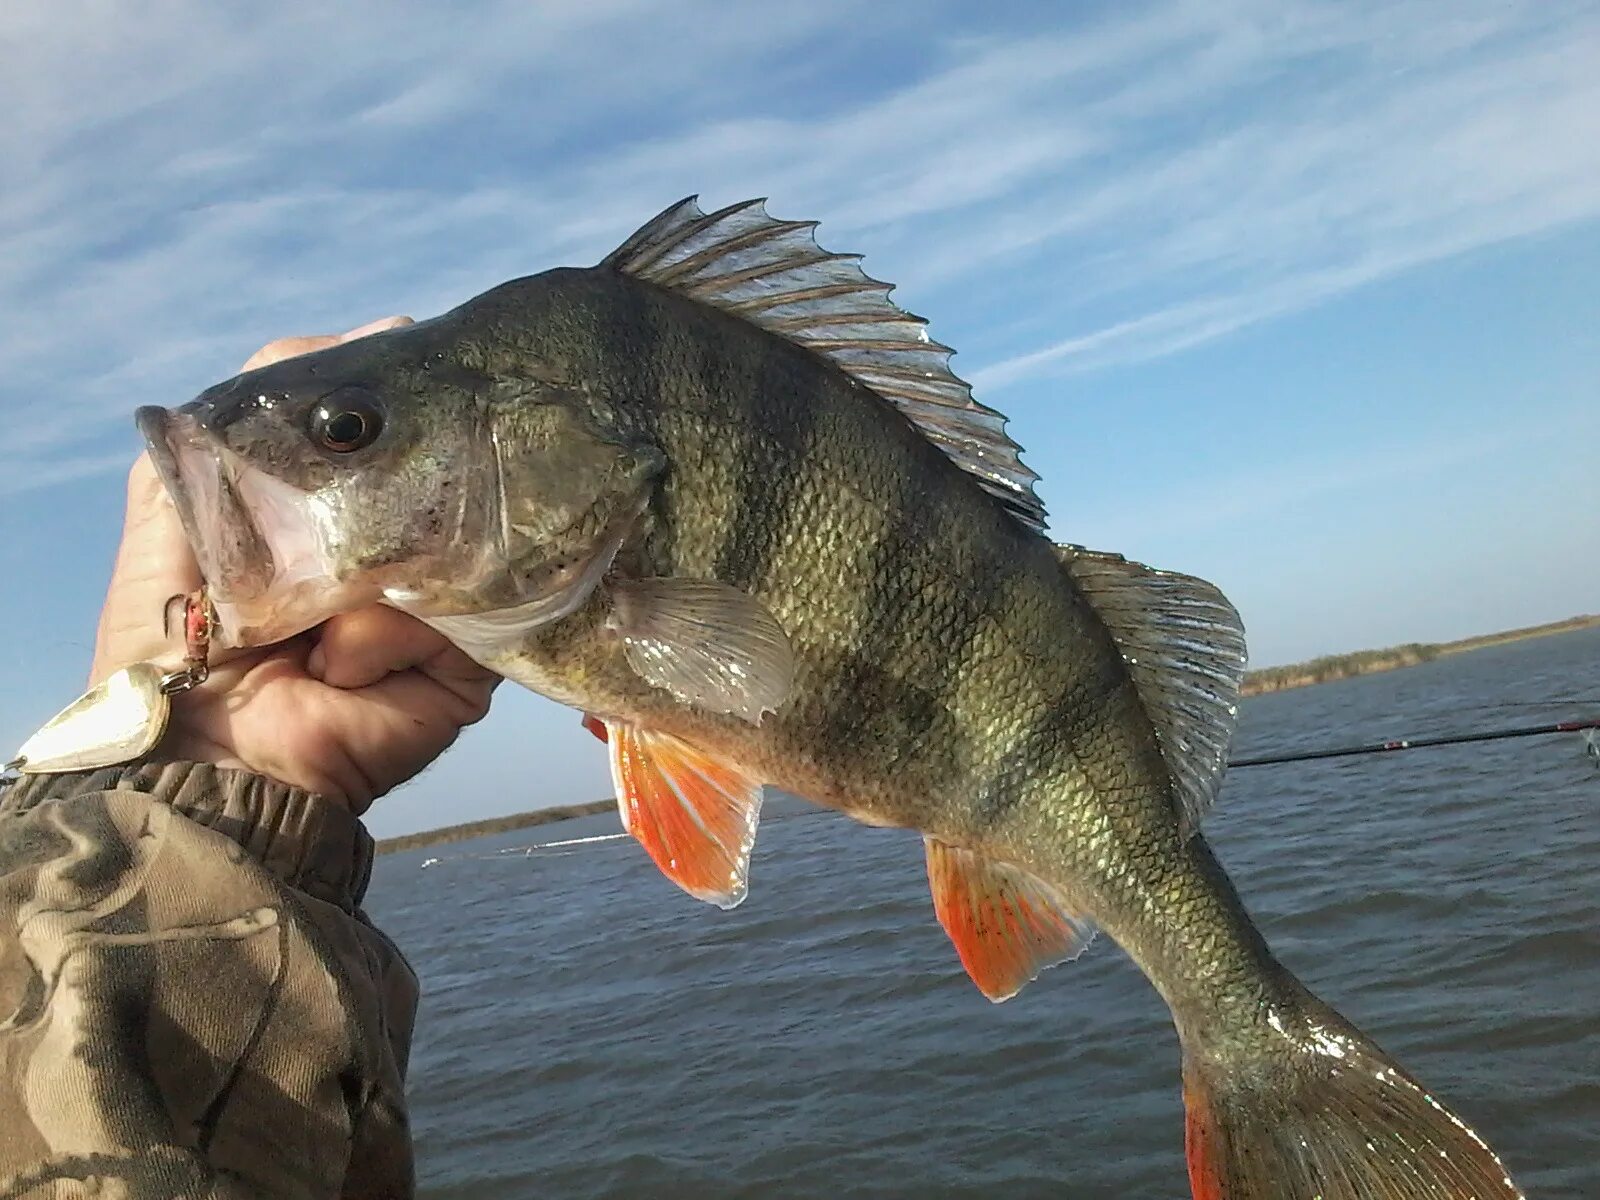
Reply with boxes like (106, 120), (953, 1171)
(1229, 716), (1600, 768)
(411, 714), (1600, 866)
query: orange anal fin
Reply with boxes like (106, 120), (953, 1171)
(601, 719), (763, 910)
(925, 837), (1095, 1002)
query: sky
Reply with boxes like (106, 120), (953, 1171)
(1, 0), (1596, 837)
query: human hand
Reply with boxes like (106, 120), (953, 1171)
(91, 318), (499, 812)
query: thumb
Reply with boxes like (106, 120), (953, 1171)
(89, 454), (204, 685)
(240, 315), (414, 372)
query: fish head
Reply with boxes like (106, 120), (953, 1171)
(137, 309), (663, 649)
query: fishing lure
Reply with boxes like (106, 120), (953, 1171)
(4, 590), (214, 776)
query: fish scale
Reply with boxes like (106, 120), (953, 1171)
(488, 273), (1512, 1189)
(133, 196), (1524, 1199)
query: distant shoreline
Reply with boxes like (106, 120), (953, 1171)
(376, 799), (616, 855)
(1241, 614), (1600, 696)
(379, 615), (1599, 852)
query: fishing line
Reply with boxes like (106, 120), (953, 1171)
(414, 809), (819, 868)
(419, 830), (631, 868)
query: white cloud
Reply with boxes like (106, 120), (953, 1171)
(0, 449), (136, 497)
(2, 0), (1597, 491)
(1073, 415), (1561, 550)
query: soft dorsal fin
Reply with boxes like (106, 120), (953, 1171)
(1055, 546), (1247, 835)
(601, 196), (1048, 533)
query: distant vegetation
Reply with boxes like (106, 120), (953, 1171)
(1242, 614), (1600, 696)
(376, 799), (615, 855)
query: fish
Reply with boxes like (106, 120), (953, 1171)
(136, 197), (1522, 1198)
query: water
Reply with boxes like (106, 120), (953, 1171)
(367, 628), (1600, 1198)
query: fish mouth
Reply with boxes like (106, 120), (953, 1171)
(135, 405), (370, 648)
(136, 406), (234, 585)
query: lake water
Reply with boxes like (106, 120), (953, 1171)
(366, 627), (1600, 1198)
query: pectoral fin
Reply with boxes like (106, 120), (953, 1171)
(597, 717), (765, 910)
(608, 578), (794, 724)
(924, 837), (1096, 1002)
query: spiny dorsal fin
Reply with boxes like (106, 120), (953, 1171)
(1055, 545), (1247, 835)
(602, 196), (1048, 533)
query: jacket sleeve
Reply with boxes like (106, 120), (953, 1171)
(0, 761), (418, 1199)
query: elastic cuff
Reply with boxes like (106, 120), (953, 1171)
(1, 761), (374, 911)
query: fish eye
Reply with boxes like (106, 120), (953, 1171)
(310, 389), (385, 453)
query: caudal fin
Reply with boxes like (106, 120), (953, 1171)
(1180, 996), (1521, 1199)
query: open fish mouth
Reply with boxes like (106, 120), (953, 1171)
(135, 405), (358, 648)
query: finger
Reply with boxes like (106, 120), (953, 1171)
(240, 334), (340, 372)
(339, 315), (415, 340)
(307, 606), (491, 691)
(287, 671), (475, 810)
(240, 315), (414, 372)
(322, 662), (501, 801)
(217, 655), (491, 810)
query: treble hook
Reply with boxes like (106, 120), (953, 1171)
(161, 592), (189, 638)
(158, 589), (216, 694)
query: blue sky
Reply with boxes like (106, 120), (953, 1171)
(2, 0), (1596, 837)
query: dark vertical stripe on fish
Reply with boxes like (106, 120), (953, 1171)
(810, 466), (988, 777)
(963, 572), (1099, 829)
(968, 613), (1134, 831)
(586, 275), (676, 572)
(710, 346), (821, 592)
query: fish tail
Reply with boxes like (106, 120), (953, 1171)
(1177, 985), (1521, 1199)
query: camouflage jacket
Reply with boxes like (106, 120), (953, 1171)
(0, 762), (417, 1198)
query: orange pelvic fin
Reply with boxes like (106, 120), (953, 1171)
(600, 718), (764, 910)
(924, 837), (1095, 1002)
(582, 713), (608, 742)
